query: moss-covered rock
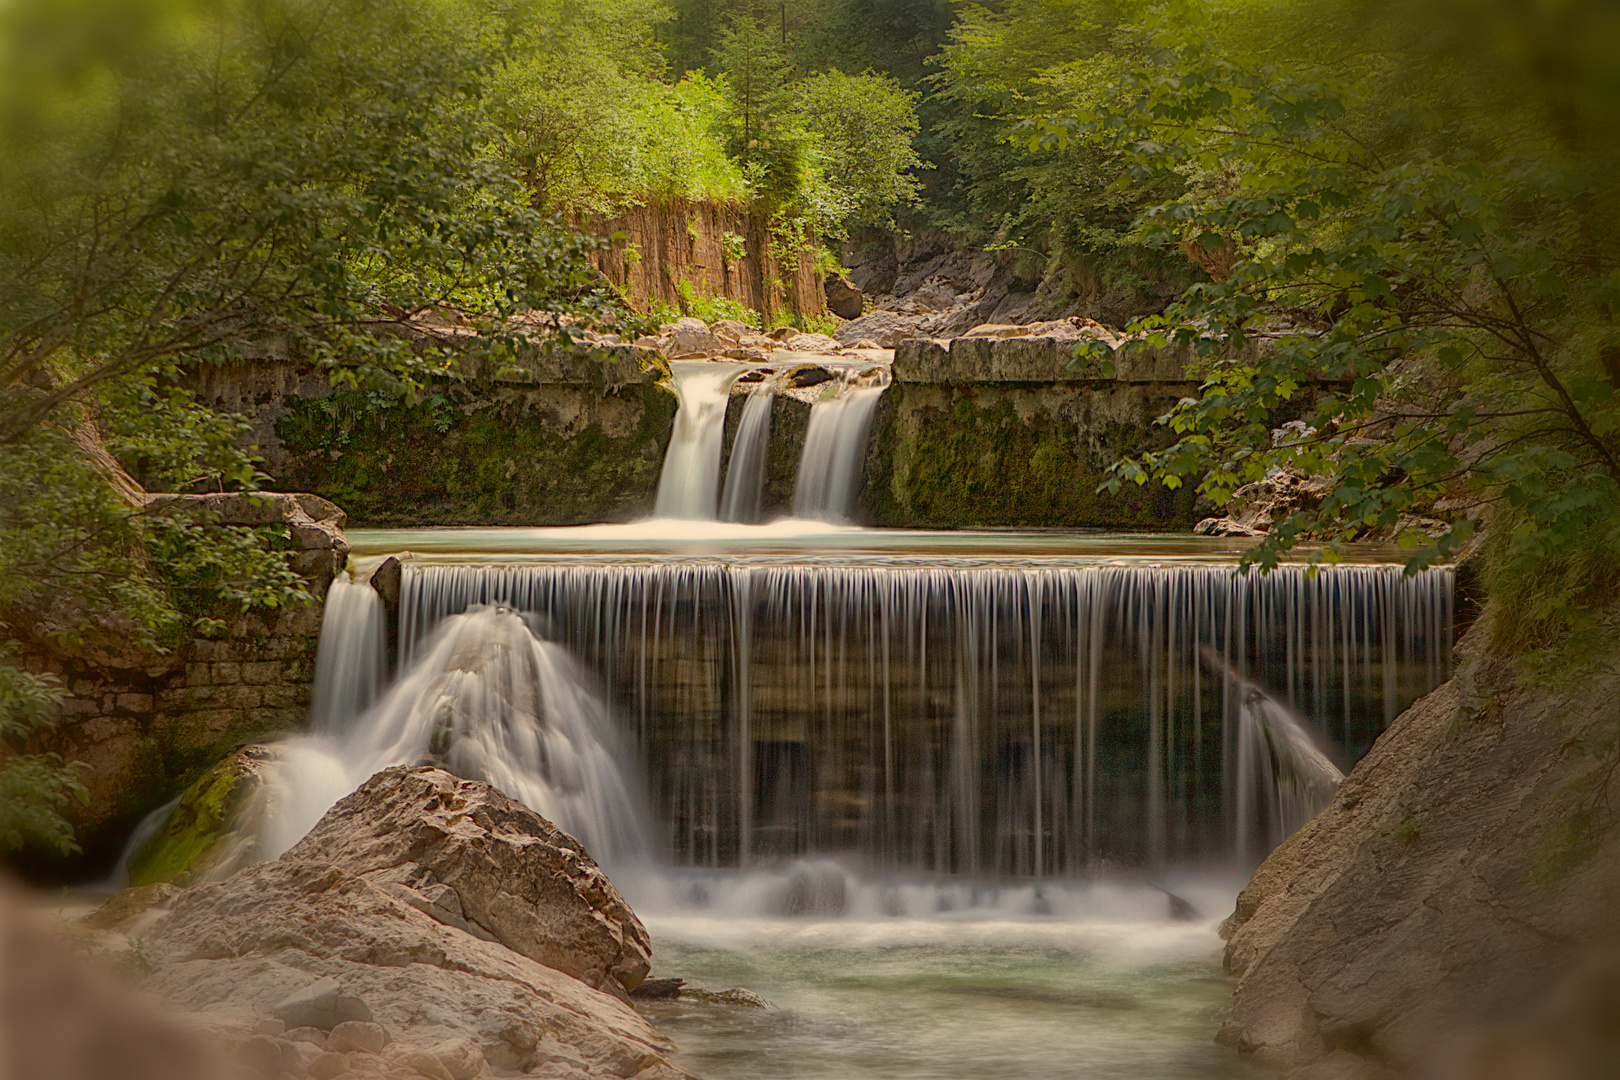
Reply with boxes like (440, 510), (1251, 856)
(127, 745), (273, 886)
(860, 383), (1201, 529)
(271, 382), (676, 526)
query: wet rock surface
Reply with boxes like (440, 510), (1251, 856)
(137, 767), (688, 1079)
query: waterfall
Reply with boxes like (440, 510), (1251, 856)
(793, 373), (888, 522)
(718, 388), (775, 524)
(1206, 647), (1345, 864)
(252, 605), (653, 870)
(654, 361), (747, 520)
(398, 559), (1453, 872)
(309, 578), (388, 730)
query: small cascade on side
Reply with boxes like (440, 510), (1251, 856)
(793, 367), (889, 522)
(399, 559), (1454, 873)
(654, 360), (747, 519)
(251, 605), (654, 871)
(309, 577), (388, 730)
(718, 385), (776, 524)
(1204, 647), (1345, 864)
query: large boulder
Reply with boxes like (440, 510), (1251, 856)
(141, 767), (684, 1079)
(284, 766), (652, 995)
(832, 310), (924, 348)
(823, 273), (864, 320)
(1217, 611), (1620, 1077)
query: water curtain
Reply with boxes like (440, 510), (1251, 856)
(398, 560), (1453, 873)
(718, 386), (776, 523)
(792, 368), (889, 522)
(654, 361), (747, 519)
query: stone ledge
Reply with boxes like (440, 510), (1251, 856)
(893, 333), (1282, 384)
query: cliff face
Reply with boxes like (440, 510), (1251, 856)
(585, 199), (825, 317)
(1218, 609), (1620, 1078)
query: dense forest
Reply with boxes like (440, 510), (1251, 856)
(3, 0), (1618, 868)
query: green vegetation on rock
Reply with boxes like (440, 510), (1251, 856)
(127, 746), (270, 887)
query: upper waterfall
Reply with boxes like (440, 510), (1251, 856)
(654, 360), (748, 519)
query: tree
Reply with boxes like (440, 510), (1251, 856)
(1040, 1), (1620, 653)
(0, 0), (623, 852)
(713, 4), (807, 206)
(793, 70), (924, 234)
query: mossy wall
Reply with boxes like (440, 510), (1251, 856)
(861, 382), (1201, 529)
(269, 382), (675, 526)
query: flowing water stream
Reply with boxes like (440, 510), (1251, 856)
(169, 369), (1457, 1076)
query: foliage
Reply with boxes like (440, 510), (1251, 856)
(0, 658), (86, 854)
(793, 70), (925, 234)
(1036, 3), (1620, 648)
(494, 2), (747, 209)
(0, 0), (635, 854)
(712, 6), (809, 207)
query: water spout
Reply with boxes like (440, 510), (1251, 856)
(792, 374), (887, 522)
(254, 605), (654, 871)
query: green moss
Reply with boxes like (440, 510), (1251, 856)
(863, 387), (1198, 529)
(272, 383), (676, 526)
(127, 748), (265, 886)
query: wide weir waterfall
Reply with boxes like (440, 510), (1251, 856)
(393, 555), (1453, 873)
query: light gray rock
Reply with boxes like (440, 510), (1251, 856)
(307, 1050), (350, 1079)
(283, 767), (652, 995)
(273, 976), (372, 1031)
(426, 1038), (485, 1080)
(142, 860), (687, 1079)
(667, 317), (724, 357)
(326, 1020), (390, 1054)
(833, 310), (925, 347)
(781, 331), (842, 353)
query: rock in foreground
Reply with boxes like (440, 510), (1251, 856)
(285, 766), (652, 995)
(142, 767), (685, 1079)
(1218, 613), (1620, 1078)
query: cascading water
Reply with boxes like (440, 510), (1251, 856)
(398, 558), (1452, 873)
(718, 386), (775, 524)
(793, 369), (889, 522)
(250, 604), (652, 870)
(309, 578), (388, 728)
(654, 361), (747, 519)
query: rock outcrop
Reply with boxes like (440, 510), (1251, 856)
(1217, 611), (1620, 1077)
(140, 767), (684, 1079)
(284, 767), (652, 995)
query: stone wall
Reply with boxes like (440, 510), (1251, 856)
(858, 335), (1209, 529)
(187, 345), (675, 527)
(17, 493), (348, 876)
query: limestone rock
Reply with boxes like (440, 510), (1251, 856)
(81, 882), (181, 930)
(780, 331), (842, 353)
(283, 766), (652, 994)
(308, 1050), (351, 1079)
(1217, 611), (1620, 1077)
(273, 976), (373, 1031)
(327, 1020), (391, 1053)
(833, 310), (924, 348)
(667, 318), (723, 357)
(141, 856), (687, 1078)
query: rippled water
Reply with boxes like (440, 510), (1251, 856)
(633, 884), (1258, 1080)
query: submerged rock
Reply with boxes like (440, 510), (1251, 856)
(125, 745), (275, 886)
